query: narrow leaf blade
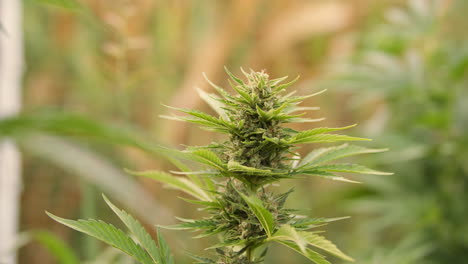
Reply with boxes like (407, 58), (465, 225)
(238, 193), (275, 237)
(102, 195), (162, 263)
(46, 213), (153, 264)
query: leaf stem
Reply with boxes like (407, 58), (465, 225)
(246, 247), (252, 261)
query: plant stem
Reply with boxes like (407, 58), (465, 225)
(81, 183), (98, 260)
(246, 247), (252, 262)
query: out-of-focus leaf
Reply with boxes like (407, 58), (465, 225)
(28, 230), (80, 264)
(33, 0), (81, 10)
(127, 169), (212, 201)
(20, 134), (173, 224)
(156, 228), (174, 264)
(0, 110), (189, 170)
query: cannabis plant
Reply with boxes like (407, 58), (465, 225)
(48, 68), (389, 264)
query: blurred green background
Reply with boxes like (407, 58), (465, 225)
(1, 0), (467, 263)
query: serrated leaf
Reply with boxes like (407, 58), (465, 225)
(189, 149), (227, 171)
(283, 117), (326, 123)
(230, 81), (253, 105)
(256, 105), (271, 120)
(313, 164), (392, 175)
(292, 216), (350, 229)
(197, 88), (227, 119)
(238, 193), (275, 237)
(157, 229), (174, 264)
(288, 125), (356, 143)
(271, 225), (308, 253)
(227, 160), (273, 176)
(269, 75), (289, 87)
(224, 66), (245, 86)
(127, 169), (212, 201)
(162, 218), (217, 231)
(289, 132), (370, 145)
(206, 239), (247, 250)
(46, 213), (154, 264)
(178, 197), (221, 208)
(300, 231), (354, 262)
(162, 106), (232, 132)
(275, 240), (330, 264)
(299, 144), (388, 167)
(202, 73), (235, 101)
(102, 195), (162, 264)
(272, 76), (300, 93)
(298, 170), (361, 183)
(186, 252), (216, 264)
(284, 89), (327, 103)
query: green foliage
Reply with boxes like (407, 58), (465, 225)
(32, 0), (81, 10)
(47, 195), (174, 264)
(156, 68), (387, 263)
(238, 192), (275, 238)
(326, 0), (468, 263)
(28, 230), (80, 264)
(50, 68), (388, 263)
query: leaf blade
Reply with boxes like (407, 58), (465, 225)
(238, 193), (275, 237)
(102, 195), (162, 264)
(46, 213), (154, 264)
(127, 169), (212, 201)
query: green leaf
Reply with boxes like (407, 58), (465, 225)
(162, 218), (217, 231)
(127, 169), (212, 201)
(299, 144), (388, 167)
(292, 216), (350, 229)
(0, 110), (185, 169)
(186, 252), (216, 264)
(206, 239), (247, 249)
(268, 75), (289, 87)
(162, 106), (232, 133)
(102, 195), (162, 264)
(297, 170), (361, 183)
(313, 164), (393, 175)
(202, 73), (235, 101)
(289, 133), (370, 145)
(238, 193), (275, 237)
(227, 160), (274, 176)
(33, 0), (81, 10)
(224, 66), (245, 86)
(283, 117), (326, 123)
(178, 197), (221, 208)
(300, 231), (354, 262)
(275, 240), (330, 264)
(284, 89), (327, 103)
(46, 213), (154, 264)
(188, 149), (227, 171)
(197, 88), (227, 119)
(272, 75), (300, 93)
(30, 230), (80, 264)
(157, 229), (174, 264)
(287, 125), (367, 144)
(271, 225), (307, 253)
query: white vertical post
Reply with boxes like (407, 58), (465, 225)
(0, 0), (23, 263)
